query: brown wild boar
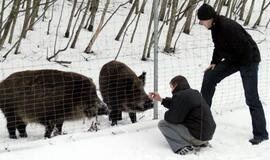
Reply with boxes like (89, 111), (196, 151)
(0, 70), (108, 139)
(99, 61), (153, 126)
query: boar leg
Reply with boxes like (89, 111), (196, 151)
(16, 118), (28, 138)
(129, 112), (137, 123)
(109, 110), (118, 126)
(43, 121), (54, 138)
(109, 109), (122, 126)
(5, 108), (17, 139)
(54, 121), (64, 136)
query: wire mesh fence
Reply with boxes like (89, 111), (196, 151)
(0, 0), (269, 151)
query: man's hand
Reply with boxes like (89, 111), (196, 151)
(148, 92), (162, 102)
(204, 64), (216, 72)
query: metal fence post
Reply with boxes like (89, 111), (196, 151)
(153, 0), (159, 120)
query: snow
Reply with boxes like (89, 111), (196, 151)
(0, 0), (270, 159)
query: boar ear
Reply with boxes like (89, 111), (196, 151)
(138, 72), (146, 86)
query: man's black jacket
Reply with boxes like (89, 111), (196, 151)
(210, 15), (261, 66)
(161, 87), (216, 141)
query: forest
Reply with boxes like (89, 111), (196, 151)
(0, 0), (269, 62)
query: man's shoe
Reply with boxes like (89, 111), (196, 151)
(176, 146), (194, 155)
(194, 142), (210, 148)
(249, 137), (268, 145)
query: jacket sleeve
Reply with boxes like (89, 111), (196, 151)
(161, 97), (172, 109)
(211, 48), (222, 65)
(164, 94), (191, 124)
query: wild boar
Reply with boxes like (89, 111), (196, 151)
(0, 69), (108, 139)
(99, 61), (153, 126)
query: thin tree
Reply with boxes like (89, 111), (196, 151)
(141, 0), (155, 60)
(8, 0), (20, 44)
(239, 0), (247, 20)
(71, 0), (91, 48)
(225, 0), (232, 17)
(229, 0), (237, 19)
(54, 0), (66, 54)
(244, 0), (255, 26)
(164, 0), (178, 53)
(216, 0), (225, 15)
(0, 0), (5, 37)
(213, 0), (219, 9)
(140, 0), (147, 13)
(28, 0), (41, 30)
(84, 0), (111, 53)
(86, 0), (99, 31)
(183, 0), (196, 34)
(42, 0), (50, 21)
(159, 0), (168, 21)
(253, 0), (270, 28)
(21, 0), (32, 38)
(0, 0), (20, 49)
(14, 0), (32, 54)
(115, 0), (139, 41)
(88, 0), (99, 31)
(47, 1), (55, 35)
(130, 0), (147, 43)
(48, 0), (83, 61)
(65, 0), (77, 38)
(2, 0), (57, 59)
(74, 1), (84, 17)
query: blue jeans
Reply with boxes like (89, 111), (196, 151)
(201, 62), (268, 139)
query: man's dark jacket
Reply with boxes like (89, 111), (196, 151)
(161, 83), (216, 141)
(210, 15), (261, 66)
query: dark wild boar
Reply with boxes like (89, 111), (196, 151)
(99, 61), (153, 126)
(0, 70), (108, 139)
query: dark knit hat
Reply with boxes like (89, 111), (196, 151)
(197, 4), (216, 20)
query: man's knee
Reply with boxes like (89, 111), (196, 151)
(203, 70), (219, 84)
(158, 120), (168, 129)
(246, 98), (262, 110)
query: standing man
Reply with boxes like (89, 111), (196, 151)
(197, 3), (268, 145)
(149, 75), (216, 155)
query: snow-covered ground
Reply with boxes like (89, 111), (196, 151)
(0, 0), (270, 159)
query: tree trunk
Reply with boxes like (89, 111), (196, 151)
(0, 0), (20, 49)
(43, 0), (50, 21)
(14, 0), (32, 54)
(239, 0), (247, 20)
(8, 0), (20, 44)
(229, 0), (237, 19)
(183, 0), (196, 34)
(47, 1), (55, 35)
(88, 0), (99, 31)
(0, 0), (5, 37)
(85, 0), (111, 53)
(216, 0), (225, 15)
(140, 0), (147, 13)
(244, 0), (255, 26)
(213, 0), (219, 9)
(130, 0), (147, 43)
(159, 0), (168, 21)
(225, 0), (232, 17)
(253, 0), (270, 27)
(164, 0), (178, 53)
(28, 0), (41, 30)
(141, 0), (155, 60)
(71, 0), (91, 48)
(65, 0), (77, 38)
(115, 0), (138, 41)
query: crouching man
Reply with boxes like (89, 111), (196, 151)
(149, 75), (216, 155)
